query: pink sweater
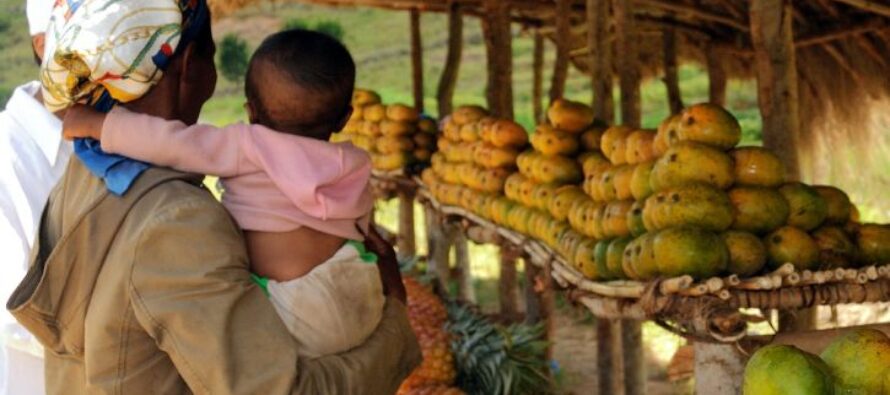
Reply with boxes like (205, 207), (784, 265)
(101, 107), (373, 241)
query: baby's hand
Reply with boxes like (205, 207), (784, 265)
(63, 104), (106, 141)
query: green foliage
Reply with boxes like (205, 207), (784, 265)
(448, 303), (553, 395)
(315, 20), (344, 41)
(282, 18), (309, 31)
(280, 18), (345, 41)
(217, 34), (250, 83)
(0, 13), (11, 34)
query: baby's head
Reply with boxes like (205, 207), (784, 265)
(245, 29), (355, 140)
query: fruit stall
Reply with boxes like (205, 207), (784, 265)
(209, 0), (890, 393)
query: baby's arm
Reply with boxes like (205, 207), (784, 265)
(64, 105), (249, 177)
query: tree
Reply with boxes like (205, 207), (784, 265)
(217, 34), (249, 83)
(282, 18), (309, 31)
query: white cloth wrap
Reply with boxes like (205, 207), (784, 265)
(266, 244), (385, 359)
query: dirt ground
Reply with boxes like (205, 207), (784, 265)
(551, 308), (690, 395)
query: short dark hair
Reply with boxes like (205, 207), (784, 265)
(245, 29), (356, 139)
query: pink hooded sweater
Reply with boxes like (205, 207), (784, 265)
(100, 107), (373, 241)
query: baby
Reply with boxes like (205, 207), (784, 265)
(63, 29), (384, 358)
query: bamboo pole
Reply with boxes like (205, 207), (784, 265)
(662, 28), (683, 114)
(706, 43), (728, 106)
(549, 0), (571, 103)
(614, 0), (641, 127)
(436, 3), (463, 117)
(589, 0), (614, 122)
(481, 0), (514, 118)
(533, 32), (545, 123)
(410, 9), (424, 113)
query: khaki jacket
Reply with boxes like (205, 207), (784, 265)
(7, 159), (420, 394)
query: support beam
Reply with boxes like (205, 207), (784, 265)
(436, 3), (463, 117)
(662, 28), (684, 114)
(398, 190), (417, 256)
(614, 0), (642, 127)
(694, 342), (746, 394)
(532, 32), (545, 123)
(589, 0), (614, 123)
(410, 9), (424, 113)
(453, 231), (475, 303)
(498, 247), (520, 320)
(751, 0), (808, 331)
(424, 205), (451, 291)
(831, 0), (890, 18)
(622, 319), (646, 395)
(706, 43), (727, 106)
(597, 318), (616, 395)
(481, 0), (514, 118)
(549, 0), (571, 103)
(750, 0), (800, 179)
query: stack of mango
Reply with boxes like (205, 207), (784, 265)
(424, 105), (528, 214)
(493, 100), (600, 252)
(566, 102), (890, 282)
(332, 89), (438, 172)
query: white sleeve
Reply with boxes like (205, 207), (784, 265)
(0, 192), (28, 325)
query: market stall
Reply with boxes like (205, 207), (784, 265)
(208, 0), (890, 393)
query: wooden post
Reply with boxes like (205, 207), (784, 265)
(694, 342), (746, 394)
(613, 0), (641, 127)
(499, 246), (520, 320)
(549, 0), (571, 103)
(436, 3), (462, 117)
(610, 320), (626, 395)
(589, 0), (614, 122)
(532, 32), (545, 123)
(481, 0), (514, 118)
(410, 9), (424, 113)
(751, 0), (810, 332)
(398, 191), (417, 256)
(662, 28), (683, 114)
(524, 261), (543, 323)
(706, 43), (727, 106)
(613, 1), (644, 393)
(597, 318), (616, 395)
(750, 0), (800, 179)
(453, 231), (475, 303)
(424, 205), (450, 291)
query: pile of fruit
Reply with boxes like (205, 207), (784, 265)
(743, 328), (890, 394)
(398, 278), (463, 395)
(423, 105), (529, 212)
(420, 99), (890, 281)
(332, 89), (438, 172)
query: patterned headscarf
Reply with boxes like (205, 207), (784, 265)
(40, 0), (209, 195)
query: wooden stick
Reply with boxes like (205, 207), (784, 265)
(614, 0), (642, 127)
(588, 0), (614, 122)
(548, 0), (571, 102)
(532, 32), (544, 124)
(661, 276), (695, 294)
(662, 28), (684, 114)
(480, 0), (514, 118)
(783, 272), (801, 287)
(436, 2), (463, 117)
(410, 9), (424, 113)
(706, 277), (725, 293)
(831, 0), (890, 18)
(633, 0), (750, 32)
(706, 42), (727, 106)
(736, 276), (776, 290)
(863, 266), (879, 281)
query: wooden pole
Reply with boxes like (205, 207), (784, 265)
(398, 190), (417, 256)
(481, 0), (514, 118)
(613, 0), (641, 127)
(589, 0), (613, 122)
(694, 342), (746, 394)
(499, 246), (520, 320)
(597, 318), (616, 395)
(549, 0), (571, 103)
(750, 0), (800, 179)
(410, 9), (424, 113)
(424, 205), (450, 291)
(621, 319), (645, 395)
(532, 32), (545, 123)
(662, 28), (683, 114)
(436, 3), (463, 117)
(453, 231), (475, 303)
(706, 43), (728, 106)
